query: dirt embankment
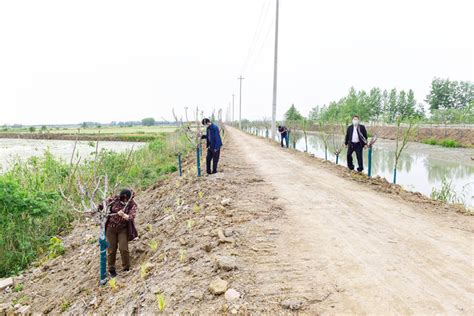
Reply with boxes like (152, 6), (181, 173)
(0, 135), (285, 314)
(1, 127), (472, 315)
(368, 125), (474, 147)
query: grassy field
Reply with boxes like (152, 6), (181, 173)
(51, 125), (176, 134)
(0, 126), (177, 142)
(1, 125), (176, 134)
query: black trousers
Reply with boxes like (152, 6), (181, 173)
(280, 133), (289, 148)
(347, 142), (364, 171)
(206, 148), (221, 174)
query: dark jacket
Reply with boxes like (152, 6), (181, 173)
(345, 124), (368, 146)
(205, 123), (223, 151)
(102, 194), (139, 241)
(278, 126), (288, 136)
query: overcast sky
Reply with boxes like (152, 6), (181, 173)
(0, 0), (473, 125)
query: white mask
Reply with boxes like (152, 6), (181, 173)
(352, 119), (359, 125)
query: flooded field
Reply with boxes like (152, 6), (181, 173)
(251, 128), (474, 208)
(0, 138), (144, 171)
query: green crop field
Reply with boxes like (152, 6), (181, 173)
(49, 125), (177, 135)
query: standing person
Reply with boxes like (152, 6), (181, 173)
(101, 188), (138, 278)
(278, 125), (289, 148)
(345, 115), (368, 172)
(201, 118), (223, 174)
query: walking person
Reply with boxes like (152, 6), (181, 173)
(201, 118), (223, 174)
(278, 125), (289, 148)
(345, 115), (368, 172)
(101, 188), (138, 278)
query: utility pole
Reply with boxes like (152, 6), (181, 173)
(232, 94), (235, 124)
(238, 76), (245, 129)
(271, 0), (280, 140)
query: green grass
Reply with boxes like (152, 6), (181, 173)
(0, 126), (177, 142)
(0, 132), (189, 277)
(431, 178), (464, 204)
(422, 138), (462, 148)
(0, 126), (176, 135)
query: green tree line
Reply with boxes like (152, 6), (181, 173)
(304, 78), (473, 124)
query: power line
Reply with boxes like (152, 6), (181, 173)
(240, 0), (272, 75)
(238, 76), (245, 129)
(247, 15), (275, 75)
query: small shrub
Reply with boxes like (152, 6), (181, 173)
(439, 139), (461, 148)
(422, 139), (438, 145)
(13, 283), (24, 292)
(149, 240), (159, 252)
(431, 178), (463, 204)
(156, 293), (165, 312)
(60, 299), (71, 312)
(179, 249), (187, 263)
(47, 236), (65, 259)
(140, 262), (154, 279)
(108, 277), (118, 291)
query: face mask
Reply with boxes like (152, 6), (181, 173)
(352, 119), (359, 125)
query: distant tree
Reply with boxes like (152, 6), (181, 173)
(28, 126), (36, 133)
(425, 78), (474, 110)
(308, 105), (321, 121)
(284, 104), (304, 122)
(381, 89), (390, 122)
(41, 125), (48, 132)
(403, 90), (417, 119)
(342, 87), (359, 121)
(81, 122), (88, 128)
(141, 117), (156, 126)
(367, 88), (382, 121)
(415, 103), (426, 119)
(387, 89), (398, 123)
(396, 90), (407, 119)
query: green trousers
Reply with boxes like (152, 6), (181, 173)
(106, 226), (130, 271)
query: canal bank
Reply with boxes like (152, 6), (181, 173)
(247, 127), (474, 209)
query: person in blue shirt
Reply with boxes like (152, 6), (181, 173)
(201, 118), (223, 174)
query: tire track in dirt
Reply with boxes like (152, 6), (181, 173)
(227, 127), (473, 314)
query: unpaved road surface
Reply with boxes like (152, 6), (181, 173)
(227, 127), (473, 314)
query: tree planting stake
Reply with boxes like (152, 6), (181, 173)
(99, 231), (109, 285)
(196, 147), (201, 177)
(368, 147), (373, 177)
(178, 153), (183, 176)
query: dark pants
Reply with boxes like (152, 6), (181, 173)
(347, 142), (364, 172)
(206, 148), (220, 174)
(280, 133), (289, 148)
(106, 226), (130, 271)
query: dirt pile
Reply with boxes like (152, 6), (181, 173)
(0, 140), (285, 314)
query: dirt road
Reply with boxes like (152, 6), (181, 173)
(227, 127), (473, 314)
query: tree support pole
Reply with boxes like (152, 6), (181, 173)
(99, 231), (109, 285)
(368, 147), (373, 177)
(196, 147), (201, 177)
(178, 153), (183, 176)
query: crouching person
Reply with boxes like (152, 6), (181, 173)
(101, 188), (138, 278)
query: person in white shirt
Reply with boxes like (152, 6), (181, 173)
(344, 115), (368, 172)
